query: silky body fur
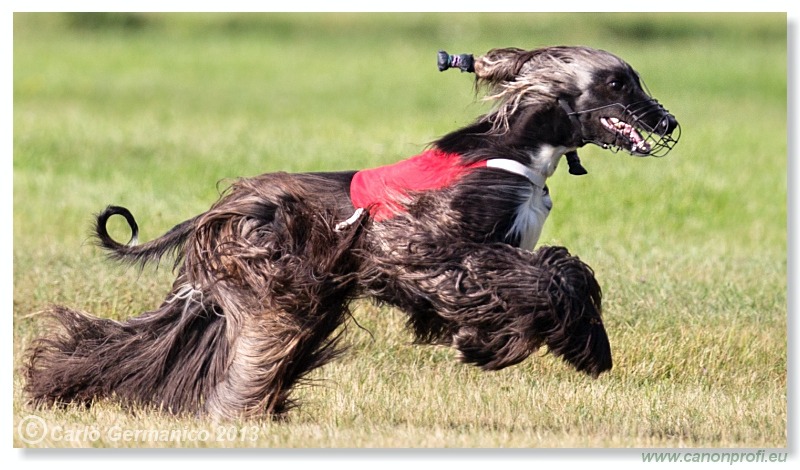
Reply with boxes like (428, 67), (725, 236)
(24, 46), (679, 418)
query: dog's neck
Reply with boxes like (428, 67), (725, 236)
(521, 143), (572, 180)
(435, 101), (582, 182)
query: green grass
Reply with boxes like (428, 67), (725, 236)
(12, 12), (787, 448)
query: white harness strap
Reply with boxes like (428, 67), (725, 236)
(485, 158), (546, 189)
(334, 207), (365, 232)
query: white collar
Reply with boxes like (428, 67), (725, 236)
(485, 159), (547, 189)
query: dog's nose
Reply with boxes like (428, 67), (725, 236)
(660, 114), (679, 134)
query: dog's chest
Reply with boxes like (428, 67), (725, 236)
(509, 185), (552, 251)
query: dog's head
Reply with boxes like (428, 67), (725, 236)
(473, 46), (680, 157)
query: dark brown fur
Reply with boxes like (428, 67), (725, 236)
(26, 173), (365, 417)
(24, 46), (680, 418)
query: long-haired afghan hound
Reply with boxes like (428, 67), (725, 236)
(24, 46), (679, 418)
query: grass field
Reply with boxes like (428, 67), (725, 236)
(12, 13), (787, 448)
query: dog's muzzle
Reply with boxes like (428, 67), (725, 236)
(570, 98), (681, 158)
(609, 99), (680, 157)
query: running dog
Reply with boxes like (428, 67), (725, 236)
(24, 46), (679, 418)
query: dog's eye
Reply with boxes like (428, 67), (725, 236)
(608, 80), (623, 91)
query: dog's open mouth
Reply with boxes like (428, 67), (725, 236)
(600, 117), (651, 155)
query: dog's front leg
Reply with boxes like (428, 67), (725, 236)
(361, 235), (612, 377)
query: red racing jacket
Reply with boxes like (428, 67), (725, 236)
(349, 148), (543, 221)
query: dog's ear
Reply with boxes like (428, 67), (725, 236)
(473, 48), (529, 84)
(474, 47), (582, 97)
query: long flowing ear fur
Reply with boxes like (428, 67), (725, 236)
(473, 47), (533, 84)
(472, 46), (589, 134)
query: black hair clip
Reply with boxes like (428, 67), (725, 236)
(437, 50), (474, 73)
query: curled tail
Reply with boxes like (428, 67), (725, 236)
(94, 205), (197, 269)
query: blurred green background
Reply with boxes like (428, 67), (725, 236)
(13, 13), (787, 447)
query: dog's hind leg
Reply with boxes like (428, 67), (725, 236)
(201, 296), (348, 417)
(23, 276), (230, 414)
(186, 175), (364, 417)
(24, 270), (352, 418)
(25, 174), (364, 418)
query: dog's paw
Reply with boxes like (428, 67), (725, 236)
(452, 326), (531, 371)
